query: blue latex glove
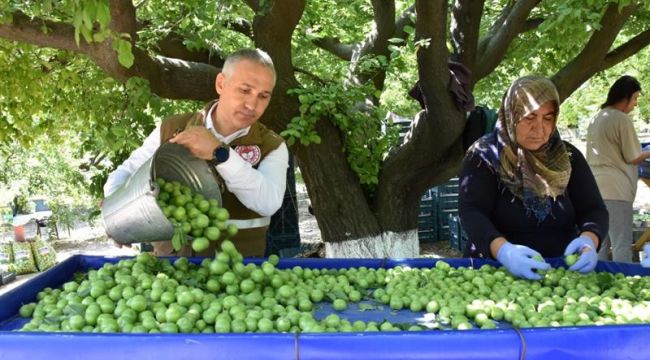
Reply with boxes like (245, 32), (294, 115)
(642, 244), (650, 268)
(564, 235), (598, 273)
(496, 242), (551, 280)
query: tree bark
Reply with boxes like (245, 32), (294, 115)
(348, 0), (395, 102)
(451, 0), (485, 69)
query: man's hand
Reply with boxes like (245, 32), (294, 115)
(169, 126), (220, 160)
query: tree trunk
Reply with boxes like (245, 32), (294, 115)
(325, 230), (419, 258)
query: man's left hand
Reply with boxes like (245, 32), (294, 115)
(169, 126), (220, 160)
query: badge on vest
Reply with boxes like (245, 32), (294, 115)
(235, 145), (262, 166)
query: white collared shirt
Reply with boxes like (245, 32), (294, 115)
(103, 103), (289, 216)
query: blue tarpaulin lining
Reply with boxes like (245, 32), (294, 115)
(0, 255), (649, 360)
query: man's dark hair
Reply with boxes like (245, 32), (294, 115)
(601, 75), (641, 109)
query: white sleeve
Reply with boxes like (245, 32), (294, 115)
(216, 143), (289, 217)
(103, 127), (162, 197)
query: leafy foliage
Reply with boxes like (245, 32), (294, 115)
(561, 46), (650, 133)
(0, 0), (649, 242)
(283, 80), (399, 188)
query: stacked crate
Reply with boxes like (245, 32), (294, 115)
(265, 155), (301, 256)
(417, 177), (460, 243)
(448, 214), (468, 253)
(417, 188), (438, 242)
(433, 178), (460, 241)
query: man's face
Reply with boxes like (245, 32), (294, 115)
(215, 60), (275, 132)
(623, 91), (640, 114)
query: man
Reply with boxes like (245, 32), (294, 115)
(103, 48), (288, 257)
(586, 75), (650, 262)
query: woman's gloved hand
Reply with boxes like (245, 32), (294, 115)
(642, 244), (650, 268)
(564, 235), (597, 273)
(496, 242), (550, 280)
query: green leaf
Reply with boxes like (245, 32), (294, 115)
(93, 31), (109, 43)
(111, 126), (126, 136)
(96, 2), (111, 29)
(80, 26), (93, 44)
(115, 39), (135, 68)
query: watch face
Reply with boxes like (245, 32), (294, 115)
(214, 146), (229, 163)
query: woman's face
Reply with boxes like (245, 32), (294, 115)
(515, 101), (556, 151)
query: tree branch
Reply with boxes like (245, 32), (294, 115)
(522, 17), (544, 32)
(552, 2), (638, 101)
(313, 6), (415, 73)
(393, 5), (416, 40)
(413, 0), (449, 94)
(0, 11), (94, 53)
(110, 0), (138, 41)
(247, 0), (305, 133)
(156, 32), (224, 67)
(0, 6), (218, 101)
(293, 66), (326, 84)
(601, 28), (650, 70)
(475, 0), (541, 81)
(348, 0), (396, 95)
(379, 0), (463, 202)
(226, 18), (253, 39)
(312, 37), (353, 60)
(450, 0), (485, 70)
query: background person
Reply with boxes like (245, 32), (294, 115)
(586, 75), (650, 263)
(459, 75), (608, 280)
(103, 48), (288, 257)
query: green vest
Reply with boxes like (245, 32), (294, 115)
(157, 101), (284, 256)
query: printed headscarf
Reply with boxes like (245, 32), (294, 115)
(472, 75), (571, 222)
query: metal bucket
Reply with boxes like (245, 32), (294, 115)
(101, 143), (222, 244)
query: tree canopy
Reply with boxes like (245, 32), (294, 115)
(1, 0), (649, 257)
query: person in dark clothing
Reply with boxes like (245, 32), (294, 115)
(459, 75), (608, 280)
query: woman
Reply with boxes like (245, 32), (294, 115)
(585, 75), (650, 263)
(458, 75), (608, 280)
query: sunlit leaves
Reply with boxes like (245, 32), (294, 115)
(1, 0), (650, 205)
(112, 37), (134, 68)
(68, 0), (112, 46)
(283, 81), (398, 189)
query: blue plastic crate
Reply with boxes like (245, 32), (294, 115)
(448, 214), (468, 252)
(418, 190), (439, 243)
(418, 178), (461, 243)
(417, 228), (438, 242)
(431, 179), (459, 196)
(265, 234), (300, 256)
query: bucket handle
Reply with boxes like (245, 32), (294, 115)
(149, 145), (162, 191)
(150, 130), (184, 191)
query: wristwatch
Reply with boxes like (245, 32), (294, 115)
(212, 145), (230, 165)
